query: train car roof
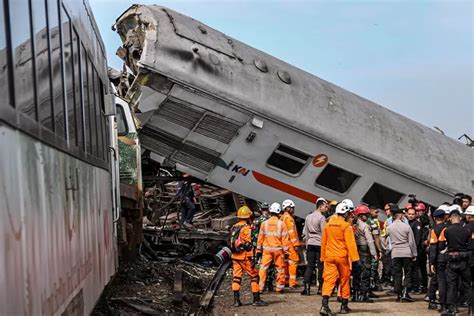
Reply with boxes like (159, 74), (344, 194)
(115, 5), (474, 195)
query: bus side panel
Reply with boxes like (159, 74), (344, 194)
(0, 124), (116, 315)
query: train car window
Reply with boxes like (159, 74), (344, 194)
(267, 144), (310, 175)
(0, 2), (11, 108)
(88, 60), (98, 157)
(82, 45), (91, 153)
(362, 183), (403, 209)
(315, 164), (358, 193)
(33, 0), (53, 129)
(10, 0), (36, 118)
(48, 0), (65, 138)
(94, 72), (103, 160)
(72, 29), (82, 149)
(116, 105), (128, 136)
(61, 7), (76, 146)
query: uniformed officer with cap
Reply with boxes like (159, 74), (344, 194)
(443, 209), (471, 315)
(427, 208), (448, 312)
(386, 204), (417, 302)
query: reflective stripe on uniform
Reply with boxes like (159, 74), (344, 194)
(262, 231), (283, 237)
(288, 260), (297, 264)
(288, 229), (294, 234)
(289, 276), (297, 279)
(256, 246), (262, 249)
(283, 246), (289, 251)
(276, 284), (285, 289)
(260, 266), (269, 270)
(263, 246), (283, 250)
(291, 238), (298, 243)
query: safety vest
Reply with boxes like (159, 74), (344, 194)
(281, 212), (300, 246)
(256, 216), (290, 252)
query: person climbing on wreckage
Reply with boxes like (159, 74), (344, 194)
(230, 206), (268, 307)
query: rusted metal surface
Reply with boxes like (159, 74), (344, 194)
(0, 124), (117, 315)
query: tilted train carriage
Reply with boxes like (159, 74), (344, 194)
(113, 4), (473, 217)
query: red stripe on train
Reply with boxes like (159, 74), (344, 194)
(252, 171), (319, 204)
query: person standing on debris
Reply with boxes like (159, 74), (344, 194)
(251, 202), (276, 292)
(352, 205), (378, 303)
(427, 208), (448, 312)
(443, 209), (471, 315)
(386, 204), (417, 303)
(281, 199), (301, 288)
(319, 200), (359, 315)
(230, 206), (268, 307)
(256, 202), (289, 294)
(176, 174), (196, 230)
(301, 197), (328, 296)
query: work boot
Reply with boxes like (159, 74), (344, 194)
(252, 293), (268, 306)
(401, 288), (414, 303)
(266, 282), (274, 292)
(396, 292), (402, 302)
(320, 296), (333, 315)
(340, 298), (352, 314)
(428, 300), (437, 310)
(233, 291), (242, 307)
(361, 292), (374, 303)
(438, 304), (446, 313)
(301, 283), (311, 296)
(440, 305), (455, 316)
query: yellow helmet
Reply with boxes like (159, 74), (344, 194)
(237, 206), (252, 219)
(329, 200), (338, 206)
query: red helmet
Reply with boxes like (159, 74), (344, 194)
(404, 203), (414, 210)
(415, 203), (426, 211)
(354, 205), (370, 216)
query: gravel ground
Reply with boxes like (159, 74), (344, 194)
(212, 273), (470, 316)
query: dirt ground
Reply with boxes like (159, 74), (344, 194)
(212, 274), (471, 316)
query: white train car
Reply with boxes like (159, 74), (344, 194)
(0, 0), (119, 314)
(114, 5), (473, 216)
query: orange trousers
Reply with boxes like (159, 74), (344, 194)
(284, 247), (299, 286)
(322, 256), (351, 299)
(258, 250), (286, 292)
(232, 259), (259, 293)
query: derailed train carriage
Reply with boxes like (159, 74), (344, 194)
(114, 4), (473, 217)
(0, 0), (142, 314)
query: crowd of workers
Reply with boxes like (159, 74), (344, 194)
(229, 193), (474, 315)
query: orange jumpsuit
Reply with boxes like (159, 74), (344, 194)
(256, 216), (290, 292)
(281, 211), (300, 286)
(320, 214), (359, 299)
(231, 220), (259, 294)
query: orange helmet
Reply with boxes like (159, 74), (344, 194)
(354, 205), (370, 216)
(237, 206), (252, 219)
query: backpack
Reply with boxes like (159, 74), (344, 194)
(230, 224), (245, 253)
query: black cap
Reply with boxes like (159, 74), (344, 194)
(433, 209), (446, 217)
(449, 209), (462, 217)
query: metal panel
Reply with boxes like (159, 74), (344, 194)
(157, 97), (202, 130)
(194, 114), (241, 144)
(0, 124), (116, 315)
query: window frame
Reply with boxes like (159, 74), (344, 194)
(362, 182), (404, 209)
(265, 143), (311, 177)
(314, 163), (360, 195)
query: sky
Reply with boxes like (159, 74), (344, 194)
(89, 0), (473, 141)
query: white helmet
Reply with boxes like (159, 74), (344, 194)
(464, 205), (474, 215)
(269, 202), (282, 214)
(341, 199), (354, 211)
(448, 204), (462, 214)
(336, 202), (352, 214)
(437, 204), (450, 214)
(282, 199), (295, 209)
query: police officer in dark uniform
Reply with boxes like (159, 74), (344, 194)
(427, 209), (448, 312)
(406, 206), (423, 293)
(464, 205), (474, 315)
(443, 209), (471, 315)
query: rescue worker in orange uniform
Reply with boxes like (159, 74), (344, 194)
(256, 202), (290, 293)
(320, 200), (360, 315)
(231, 206), (268, 307)
(281, 199), (300, 288)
